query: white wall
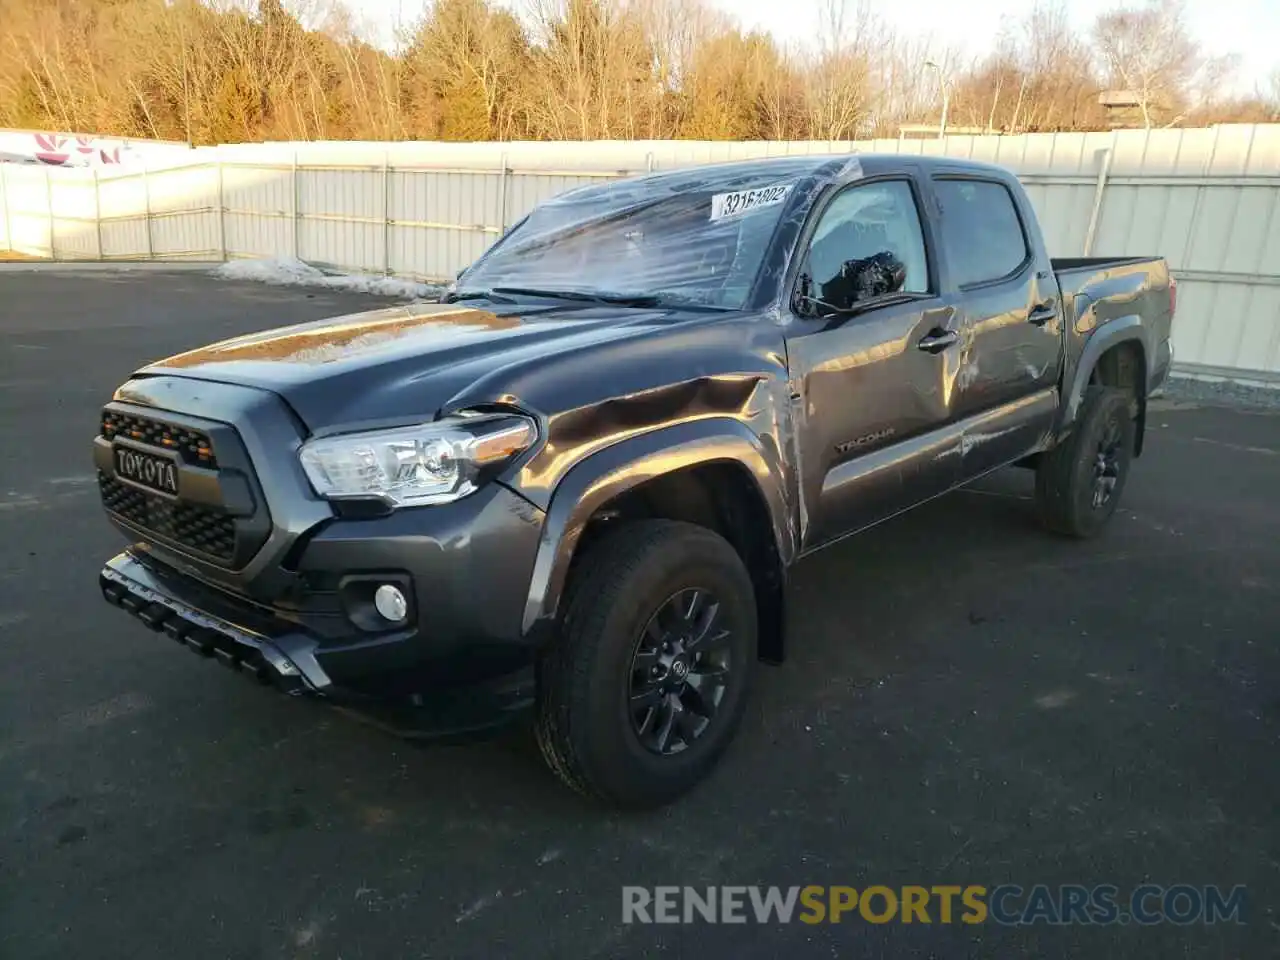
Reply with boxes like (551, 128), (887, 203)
(3, 125), (1280, 384)
(0, 128), (192, 167)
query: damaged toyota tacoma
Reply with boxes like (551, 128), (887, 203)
(95, 155), (1176, 807)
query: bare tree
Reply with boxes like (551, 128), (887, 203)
(522, 0), (658, 140)
(404, 0), (530, 140)
(804, 0), (876, 140)
(868, 33), (940, 135)
(1092, 0), (1201, 128)
(1018, 2), (1095, 130)
(0, 0), (1266, 145)
(634, 0), (725, 136)
(752, 39), (805, 140)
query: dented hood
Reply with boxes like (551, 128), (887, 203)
(137, 300), (692, 429)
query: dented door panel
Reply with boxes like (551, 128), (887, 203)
(947, 274), (1064, 427)
(958, 388), (1059, 478)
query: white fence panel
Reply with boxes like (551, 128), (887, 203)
(97, 172), (150, 258)
(220, 163), (292, 260)
(49, 171), (99, 259)
(505, 171), (616, 223)
(146, 164), (220, 259)
(390, 169), (504, 280)
(3, 166), (56, 256)
(297, 164), (384, 272)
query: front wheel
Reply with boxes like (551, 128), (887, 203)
(535, 520), (757, 808)
(1034, 385), (1136, 538)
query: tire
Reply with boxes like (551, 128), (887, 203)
(1035, 385), (1136, 538)
(535, 519), (757, 809)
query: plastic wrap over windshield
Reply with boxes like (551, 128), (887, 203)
(458, 176), (800, 309)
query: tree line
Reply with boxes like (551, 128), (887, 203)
(1, 0), (1277, 146)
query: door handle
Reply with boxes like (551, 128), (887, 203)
(917, 329), (958, 353)
(1028, 301), (1057, 326)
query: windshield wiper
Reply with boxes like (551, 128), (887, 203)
(489, 286), (662, 308)
(444, 289), (518, 305)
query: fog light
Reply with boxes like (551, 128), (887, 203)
(373, 584), (408, 623)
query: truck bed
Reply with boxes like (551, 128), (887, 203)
(1051, 256), (1168, 303)
(1050, 254), (1175, 411)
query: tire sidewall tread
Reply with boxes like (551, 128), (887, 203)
(535, 519), (757, 808)
(1035, 385), (1135, 538)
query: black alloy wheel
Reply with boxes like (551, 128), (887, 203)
(535, 519), (757, 807)
(627, 588), (732, 756)
(1091, 411), (1125, 509)
(1034, 385), (1136, 538)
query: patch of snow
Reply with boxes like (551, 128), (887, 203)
(213, 257), (322, 285)
(212, 257), (443, 301)
(455, 890), (503, 924)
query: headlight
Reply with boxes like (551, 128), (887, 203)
(299, 413), (536, 507)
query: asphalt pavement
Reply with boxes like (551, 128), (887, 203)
(1, 270), (1277, 959)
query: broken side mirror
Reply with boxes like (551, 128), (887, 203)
(836, 251), (907, 306)
(817, 251), (909, 311)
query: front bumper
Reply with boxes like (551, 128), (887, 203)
(101, 542), (535, 737)
(96, 375), (548, 738)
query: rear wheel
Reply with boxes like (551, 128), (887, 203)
(1034, 385), (1135, 538)
(535, 520), (757, 808)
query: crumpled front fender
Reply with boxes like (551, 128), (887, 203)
(518, 417), (795, 640)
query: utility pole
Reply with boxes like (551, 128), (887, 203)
(924, 60), (951, 139)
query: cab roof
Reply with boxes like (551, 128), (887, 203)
(550, 153), (1016, 206)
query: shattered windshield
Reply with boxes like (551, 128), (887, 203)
(456, 176), (800, 310)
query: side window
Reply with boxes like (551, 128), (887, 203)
(801, 180), (930, 310)
(933, 179), (1029, 287)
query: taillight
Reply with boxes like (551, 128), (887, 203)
(1169, 275), (1178, 317)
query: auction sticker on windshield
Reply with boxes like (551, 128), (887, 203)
(710, 183), (793, 221)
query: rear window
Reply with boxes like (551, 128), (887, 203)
(933, 179), (1029, 287)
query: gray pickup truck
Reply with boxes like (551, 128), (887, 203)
(95, 154), (1176, 807)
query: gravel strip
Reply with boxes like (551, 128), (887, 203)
(1162, 375), (1280, 412)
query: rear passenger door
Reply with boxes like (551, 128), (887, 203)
(931, 177), (1063, 479)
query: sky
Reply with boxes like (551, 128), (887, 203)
(709, 0), (1277, 94)
(357, 0), (1278, 98)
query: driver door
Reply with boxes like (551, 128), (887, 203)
(785, 176), (962, 551)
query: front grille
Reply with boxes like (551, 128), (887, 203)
(101, 411), (217, 468)
(99, 472), (235, 561)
